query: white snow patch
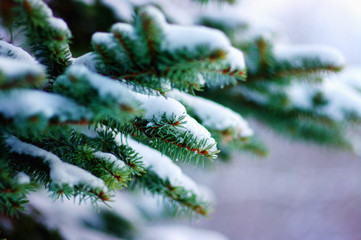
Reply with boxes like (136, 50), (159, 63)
(137, 6), (245, 71)
(111, 22), (134, 36)
(66, 66), (139, 107)
(0, 56), (44, 79)
(14, 172), (30, 184)
(224, 47), (246, 72)
(48, 18), (71, 35)
(26, 0), (53, 18)
(168, 90), (253, 138)
(138, 5), (167, 27)
(133, 94), (217, 153)
(93, 151), (125, 169)
(135, 94), (186, 122)
(0, 41), (37, 64)
(181, 115), (217, 153)
(116, 134), (201, 195)
(72, 52), (98, 72)
(0, 89), (91, 121)
(164, 25), (230, 51)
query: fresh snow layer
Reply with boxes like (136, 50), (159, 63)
(139, 6), (246, 71)
(274, 44), (346, 68)
(168, 90), (253, 138)
(0, 56), (44, 79)
(0, 41), (38, 64)
(138, 5), (167, 27)
(0, 89), (91, 121)
(135, 94), (186, 122)
(92, 32), (116, 47)
(111, 22), (134, 35)
(134, 93), (217, 153)
(6, 136), (107, 191)
(14, 172), (31, 184)
(93, 151), (126, 169)
(48, 18), (71, 36)
(181, 115), (217, 153)
(164, 24), (245, 70)
(63, 67), (216, 153)
(116, 134), (201, 195)
(164, 25), (230, 51)
(72, 52), (98, 72)
(65, 66), (139, 107)
(26, 0), (53, 18)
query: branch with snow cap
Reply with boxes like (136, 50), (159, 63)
(5, 135), (110, 201)
(0, 56), (46, 89)
(54, 66), (143, 122)
(0, 89), (92, 131)
(200, 14), (344, 80)
(0, 40), (38, 64)
(0, 160), (35, 216)
(272, 44), (345, 76)
(168, 90), (253, 142)
(32, 128), (133, 190)
(85, 5), (246, 93)
(14, 0), (72, 77)
(123, 93), (219, 163)
(115, 134), (210, 216)
(75, 126), (211, 215)
(79, 127), (146, 176)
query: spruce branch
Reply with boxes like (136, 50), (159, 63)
(85, 6), (246, 93)
(135, 171), (210, 216)
(14, 0), (73, 78)
(123, 114), (218, 164)
(3, 135), (112, 202)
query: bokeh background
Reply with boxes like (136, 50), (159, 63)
(2, 0), (360, 239)
(174, 0), (361, 239)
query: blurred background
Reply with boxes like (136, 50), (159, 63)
(179, 0), (361, 239)
(2, 0), (361, 239)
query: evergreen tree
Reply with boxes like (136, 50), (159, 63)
(0, 0), (360, 239)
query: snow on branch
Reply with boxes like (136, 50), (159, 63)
(0, 89), (92, 127)
(0, 56), (46, 89)
(54, 66), (142, 121)
(88, 5), (246, 93)
(127, 93), (219, 161)
(5, 136), (109, 199)
(115, 134), (210, 215)
(168, 90), (253, 139)
(0, 40), (37, 64)
(273, 44), (345, 74)
(14, 0), (72, 77)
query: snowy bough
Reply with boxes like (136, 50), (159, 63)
(0, 0), (253, 217)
